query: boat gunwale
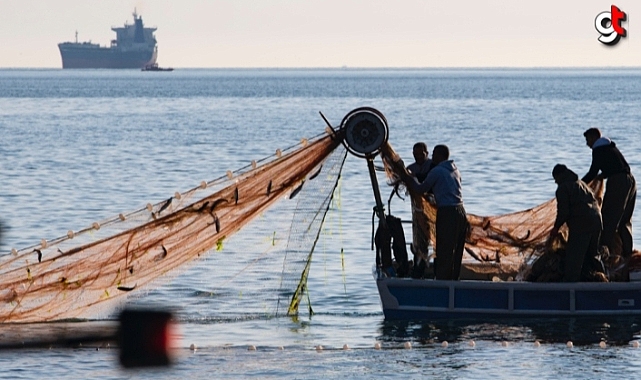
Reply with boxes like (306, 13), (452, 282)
(377, 276), (641, 291)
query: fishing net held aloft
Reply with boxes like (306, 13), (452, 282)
(0, 130), (346, 323)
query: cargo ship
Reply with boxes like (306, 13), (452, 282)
(58, 11), (158, 69)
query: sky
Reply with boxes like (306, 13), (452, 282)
(1, 0), (640, 68)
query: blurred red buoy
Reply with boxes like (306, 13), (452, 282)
(118, 309), (174, 368)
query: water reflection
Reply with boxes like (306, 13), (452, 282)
(378, 317), (641, 346)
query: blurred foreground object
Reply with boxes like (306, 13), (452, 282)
(118, 309), (174, 368)
(0, 308), (174, 369)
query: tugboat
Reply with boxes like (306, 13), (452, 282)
(141, 63), (173, 72)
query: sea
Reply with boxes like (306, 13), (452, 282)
(0, 68), (640, 379)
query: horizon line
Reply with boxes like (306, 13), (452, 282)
(1, 66), (641, 70)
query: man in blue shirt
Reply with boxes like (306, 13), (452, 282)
(402, 144), (468, 280)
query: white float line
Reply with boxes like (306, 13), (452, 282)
(184, 340), (641, 352)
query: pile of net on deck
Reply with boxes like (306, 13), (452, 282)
(379, 143), (637, 282)
(0, 131), (346, 323)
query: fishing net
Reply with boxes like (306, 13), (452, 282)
(379, 143), (612, 280)
(0, 130), (346, 323)
(2, 115), (632, 324)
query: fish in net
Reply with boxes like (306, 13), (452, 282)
(0, 130), (346, 323)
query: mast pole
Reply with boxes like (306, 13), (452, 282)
(367, 157), (386, 223)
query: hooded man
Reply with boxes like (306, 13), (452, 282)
(403, 144), (468, 280)
(582, 128), (636, 257)
(551, 164), (603, 282)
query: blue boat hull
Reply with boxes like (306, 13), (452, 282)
(377, 277), (641, 319)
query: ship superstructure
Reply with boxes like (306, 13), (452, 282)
(58, 11), (158, 69)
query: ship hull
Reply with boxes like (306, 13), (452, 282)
(58, 44), (157, 69)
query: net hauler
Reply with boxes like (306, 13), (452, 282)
(58, 10), (158, 69)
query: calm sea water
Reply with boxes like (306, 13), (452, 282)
(1, 68), (641, 379)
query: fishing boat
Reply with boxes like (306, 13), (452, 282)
(338, 107), (641, 320)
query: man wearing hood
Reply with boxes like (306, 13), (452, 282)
(582, 128), (636, 257)
(402, 144), (468, 280)
(551, 164), (603, 282)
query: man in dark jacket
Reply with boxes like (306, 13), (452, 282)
(406, 142), (433, 278)
(403, 144), (468, 280)
(407, 142), (433, 182)
(582, 128), (636, 257)
(551, 164), (603, 282)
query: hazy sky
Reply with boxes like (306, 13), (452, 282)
(1, 0), (639, 68)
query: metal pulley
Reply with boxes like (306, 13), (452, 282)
(339, 107), (390, 227)
(339, 107), (389, 158)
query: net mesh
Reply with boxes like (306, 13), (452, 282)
(0, 132), (344, 323)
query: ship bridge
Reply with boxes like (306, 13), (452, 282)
(111, 11), (157, 50)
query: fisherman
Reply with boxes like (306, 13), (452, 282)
(581, 128), (636, 258)
(402, 144), (468, 280)
(406, 142), (432, 182)
(550, 164), (603, 282)
(406, 142), (433, 278)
